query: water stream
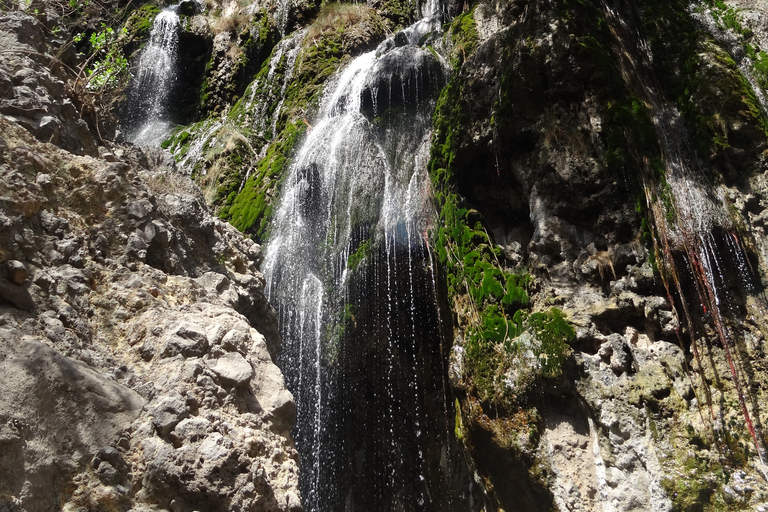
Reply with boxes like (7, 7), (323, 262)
(125, 5), (181, 145)
(262, 1), (474, 509)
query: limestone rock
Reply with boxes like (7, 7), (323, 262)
(0, 114), (300, 511)
(160, 324), (210, 359)
(6, 260), (27, 284)
(0, 13), (97, 155)
(208, 351), (254, 387)
(152, 394), (189, 436)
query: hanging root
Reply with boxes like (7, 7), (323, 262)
(642, 180), (766, 465)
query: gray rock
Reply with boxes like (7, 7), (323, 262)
(170, 416), (211, 445)
(220, 328), (250, 354)
(0, 338), (142, 510)
(126, 198), (154, 220)
(598, 334), (634, 377)
(160, 324), (209, 358)
(0, 276), (34, 310)
(151, 394), (189, 436)
(199, 432), (233, 461)
(0, 92), (298, 511)
(208, 351), (254, 387)
(6, 259), (27, 284)
(97, 461), (119, 485)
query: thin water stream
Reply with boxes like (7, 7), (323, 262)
(125, 5), (182, 145)
(601, 0), (765, 461)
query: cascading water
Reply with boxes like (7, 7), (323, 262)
(125, 6), (181, 145)
(263, 1), (475, 510)
(240, 29), (307, 141)
(601, 0), (765, 460)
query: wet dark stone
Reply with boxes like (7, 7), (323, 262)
(360, 46), (445, 119)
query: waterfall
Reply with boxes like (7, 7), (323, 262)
(263, 2), (474, 510)
(125, 6), (181, 146)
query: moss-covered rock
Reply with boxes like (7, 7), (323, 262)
(122, 4), (160, 55)
(640, 0), (768, 183)
(226, 120), (306, 239)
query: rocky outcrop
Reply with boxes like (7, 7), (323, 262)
(432, 0), (768, 510)
(0, 13), (98, 156)
(0, 113), (300, 510)
(10, 0), (768, 510)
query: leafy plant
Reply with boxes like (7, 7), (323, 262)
(74, 24), (129, 92)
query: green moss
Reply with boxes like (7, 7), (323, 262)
(380, 0), (414, 30)
(429, 9), (582, 404)
(162, 130), (190, 150)
(659, 452), (744, 511)
(123, 4), (160, 43)
(161, 122), (203, 161)
(225, 120), (306, 239)
(213, 5), (375, 240)
(278, 39), (342, 131)
(454, 398), (464, 441)
(449, 8), (478, 67)
(347, 239), (371, 271)
(524, 309), (574, 380)
(640, 0), (768, 181)
(502, 274), (531, 310)
(323, 302), (355, 364)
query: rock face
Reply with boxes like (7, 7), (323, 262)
(430, 0), (768, 510)
(159, 0), (768, 509)
(0, 112), (300, 510)
(9, 0), (768, 510)
(0, 13), (98, 156)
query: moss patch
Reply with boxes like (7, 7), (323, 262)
(641, 0), (768, 183)
(226, 120), (306, 239)
(123, 4), (160, 49)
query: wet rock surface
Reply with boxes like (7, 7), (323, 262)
(437, 0), (768, 511)
(7, 0), (768, 510)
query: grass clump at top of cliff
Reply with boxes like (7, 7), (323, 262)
(277, 3), (384, 124)
(306, 3), (375, 42)
(380, 0), (415, 31)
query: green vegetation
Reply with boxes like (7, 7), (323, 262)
(449, 8), (478, 67)
(226, 120), (306, 239)
(380, 0), (414, 31)
(429, 9), (576, 409)
(347, 239), (372, 271)
(220, 3), (385, 238)
(323, 303), (355, 364)
(74, 24), (129, 92)
(659, 449), (747, 511)
(123, 4), (161, 43)
(642, 0), (768, 181)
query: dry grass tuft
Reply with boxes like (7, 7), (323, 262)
(214, 11), (249, 34)
(587, 251), (616, 282)
(142, 170), (203, 199)
(306, 3), (373, 42)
